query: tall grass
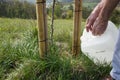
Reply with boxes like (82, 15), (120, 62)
(0, 18), (111, 80)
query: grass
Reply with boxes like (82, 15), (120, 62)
(0, 18), (111, 80)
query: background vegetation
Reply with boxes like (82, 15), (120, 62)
(0, 0), (119, 80)
(0, 0), (36, 19)
(0, 0), (119, 24)
(0, 18), (111, 80)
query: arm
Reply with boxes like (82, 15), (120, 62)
(99, 0), (120, 20)
(86, 0), (120, 36)
(86, 0), (104, 32)
(92, 0), (120, 36)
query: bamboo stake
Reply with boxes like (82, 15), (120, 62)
(72, 0), (82, 55)
(36, 0), (48, 57)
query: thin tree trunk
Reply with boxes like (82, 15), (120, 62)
(51, 0), (56, 44)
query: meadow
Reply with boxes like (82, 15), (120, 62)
(0, 18), (111, 80)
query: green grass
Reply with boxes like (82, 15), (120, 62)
(48, 19), (85, 50)
(0, 18), (111, 80)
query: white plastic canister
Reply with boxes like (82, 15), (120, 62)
(81, 21), (119, 63)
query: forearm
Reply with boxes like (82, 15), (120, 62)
(91, 1), (103, 14)
(99, 0), (120, 20)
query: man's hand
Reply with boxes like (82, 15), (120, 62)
(92, 17), (108, 36)
(86, 3), (103, 32)
(86, 0), (120, 36)
(86, 13), (98, 32)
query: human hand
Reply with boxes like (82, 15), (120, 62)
(86, 3), (102, 32)
(86, 0), (119, 36)
(91, 17), (108, 36)
(86, 13), (98, 32)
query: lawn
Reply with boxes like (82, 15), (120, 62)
(0, 18), (111, 80)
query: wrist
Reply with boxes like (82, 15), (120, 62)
(99, 0), (120, 20)
(99, 7), (110, 21)
(92, 2), (103, 14)
(97, 14), (109, 23)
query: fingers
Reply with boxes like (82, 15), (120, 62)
(92, 19), (108, 36)
(85, 2), (103, 33)
(92, 27), (102, 36)
(86, 12), (99, 32)
(92, 20), (99, 36)
(92, 21), (103, 36)
(86, 18), (95, 32)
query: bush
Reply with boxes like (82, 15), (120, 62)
(110, 9), (120, 25)
(82, 7), (92, 19)
(0, 0), (36, 19)
(82, 7), (120, 25)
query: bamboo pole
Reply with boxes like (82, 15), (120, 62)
(36, 0), (48, 57)
(72, 0), (82, 55)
